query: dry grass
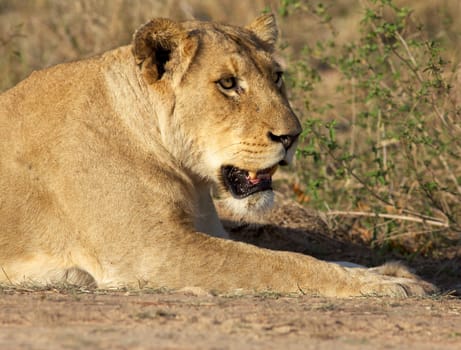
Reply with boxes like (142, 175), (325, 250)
(0, 0), (274, 91)
(2, 1), (459, 91)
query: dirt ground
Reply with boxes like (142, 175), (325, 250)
(0, 289), (460, 350)
(1, 195), (460, 349)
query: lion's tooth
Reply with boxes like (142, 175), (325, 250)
(248, 171), (257, 179)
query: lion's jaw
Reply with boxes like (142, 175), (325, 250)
(214, 136), (299, 216)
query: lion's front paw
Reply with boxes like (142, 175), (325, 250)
(358, 271), (438, 297)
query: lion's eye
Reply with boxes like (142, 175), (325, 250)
(274, 71), (283, 88)
(217, 77), (237, 90)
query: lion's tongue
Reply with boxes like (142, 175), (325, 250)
(248, 171), (262, 185)
(247, 167), (277, 185)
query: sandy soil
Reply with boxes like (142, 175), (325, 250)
(1, 289), (460, 350)
(1, 196), (460, 349)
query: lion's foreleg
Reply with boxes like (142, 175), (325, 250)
(136, 231), (435, 297)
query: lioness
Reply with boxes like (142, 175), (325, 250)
(0, 14), (435, 296)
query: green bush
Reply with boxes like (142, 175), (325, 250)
(281, 0), (461, 252)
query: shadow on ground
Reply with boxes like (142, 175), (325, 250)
(217, 193), (461, 296)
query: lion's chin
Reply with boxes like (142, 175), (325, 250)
(222, 189), (275, 220)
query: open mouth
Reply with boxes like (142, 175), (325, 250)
(221, 164), (278, 199)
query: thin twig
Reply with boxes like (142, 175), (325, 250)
(395, 32), (420, 74)
(395, 31), (450, 126)
(326, 210), (449, 228)
(438, 152), (461, 196)
(379, 228), (447, 242)
(349, 77), (357, 158)
(1, 266), (12, 285)
(297, 283), (306, 296)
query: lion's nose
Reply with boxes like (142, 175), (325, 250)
(268, 131), (300, 150)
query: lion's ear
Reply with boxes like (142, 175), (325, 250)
(246, 13), (278, 51)
(133, 18), (188, 84)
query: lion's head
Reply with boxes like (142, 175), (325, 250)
(132, 14), (301, 215)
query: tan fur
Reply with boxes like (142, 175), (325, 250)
(0, 14), (436, 297)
